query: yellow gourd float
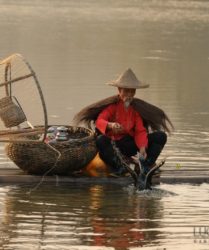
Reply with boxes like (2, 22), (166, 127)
(83, 153), (109, 177)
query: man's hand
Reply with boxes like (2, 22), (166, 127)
(139, 147), (147, 159)
(107, 122), (124, 134)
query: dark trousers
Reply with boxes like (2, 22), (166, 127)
(96, 131), (167, 171)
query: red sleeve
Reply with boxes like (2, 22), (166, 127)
(95, 104), (116, 134)
(134, 112), (148, 148)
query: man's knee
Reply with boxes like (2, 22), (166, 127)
(96, 135), (111, 150)
(150, 131), (167, 146)
(157, 131), (167, 146)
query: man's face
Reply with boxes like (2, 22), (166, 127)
(118, 87), (136, 102)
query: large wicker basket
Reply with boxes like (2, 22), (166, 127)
(5, 126), (97, 175)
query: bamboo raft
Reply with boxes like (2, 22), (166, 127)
(0, 168), (208, 185)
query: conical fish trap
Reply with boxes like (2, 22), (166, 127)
(0, 53), (47, 142)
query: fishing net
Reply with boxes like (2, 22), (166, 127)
(0, 54), (48, 142)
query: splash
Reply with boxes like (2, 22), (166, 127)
(124, 184), (177, 198)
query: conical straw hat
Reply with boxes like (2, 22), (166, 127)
(107, 68), (149, 89)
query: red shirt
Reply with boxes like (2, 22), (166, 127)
(96, 100), (148, 148)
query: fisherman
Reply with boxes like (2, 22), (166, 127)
(73, 68), (173, 176)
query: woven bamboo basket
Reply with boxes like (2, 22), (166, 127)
(5, 126), (97, 175)
(0, 96), (26, 128)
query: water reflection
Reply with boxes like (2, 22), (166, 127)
(0, 184), (163, 249)
(1, 183), (209, 249)
(87, 185), (162, 249)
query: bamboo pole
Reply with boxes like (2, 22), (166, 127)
(0, 73), (34, 87)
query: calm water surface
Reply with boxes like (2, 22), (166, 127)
(0, 183), (209, 250)
(0, 0), (209, 249)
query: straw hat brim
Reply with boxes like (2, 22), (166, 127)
(107, 81), (149, 89)
(106, 68), (150, 89)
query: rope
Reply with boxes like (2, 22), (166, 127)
(27, 142), (62, 195)
(111, 141), (139, 187)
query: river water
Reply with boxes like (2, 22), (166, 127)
(0, 0), (209, 249)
